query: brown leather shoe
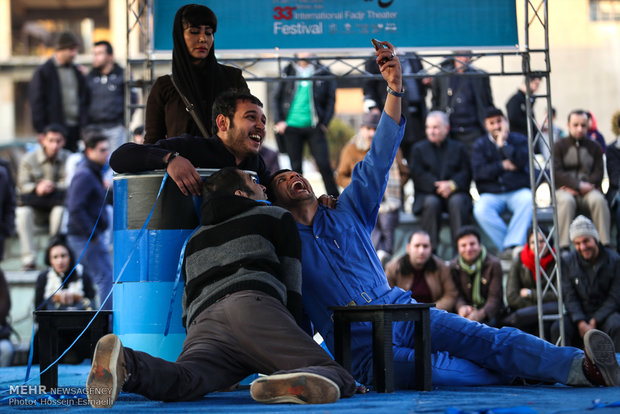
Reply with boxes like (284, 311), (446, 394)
(583, 329), (620, 387)
(86, 334), (127, 408)
(250, 372), (340, 404)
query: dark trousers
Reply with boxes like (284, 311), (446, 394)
(418, 192), (472, 251)
(371, 210), (399, 254)
(123, 291), (356, 402)
(65, 125), (81, 153)
(284, 126), (339, 196)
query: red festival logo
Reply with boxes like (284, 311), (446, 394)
(273, 6), (296, 20)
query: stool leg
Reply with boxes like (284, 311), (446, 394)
(333, 315), (352, 372)
(414, 309), (432, 391)
(38, 319), (58, 389)
(372, 312), (394, 393)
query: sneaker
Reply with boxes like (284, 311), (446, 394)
(583, 329), (620, 387)
(86, 334), (127, 408)
(250, 372), (340, 404)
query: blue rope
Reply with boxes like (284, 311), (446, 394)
(21, 173), (169, 387)
(163, 225), (200, 336)
(25, 183), (111, 382)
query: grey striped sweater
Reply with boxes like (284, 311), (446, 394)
(181, 192), (303, 328)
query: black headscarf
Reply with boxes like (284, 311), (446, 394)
(171, 4), (220, 136)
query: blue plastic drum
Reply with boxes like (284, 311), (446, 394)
(112, 169), (217, 361)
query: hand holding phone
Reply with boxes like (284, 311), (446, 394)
(371, 38), (392, 65)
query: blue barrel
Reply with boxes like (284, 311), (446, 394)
(112, 169), (216, 361)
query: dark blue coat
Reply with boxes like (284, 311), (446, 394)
(471, 132), (530, 194)
(67, 159), (108, 238)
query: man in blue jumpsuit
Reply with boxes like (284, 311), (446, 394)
(269, 41), (620, 389)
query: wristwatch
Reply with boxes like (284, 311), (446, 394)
(386, 85), (405, 97)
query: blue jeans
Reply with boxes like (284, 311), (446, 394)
(473, 188), (533, 251)
(68, 235), (113, 310)
(346, 288), (582, 387)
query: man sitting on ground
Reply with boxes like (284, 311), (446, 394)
(86, 167), (356, 408)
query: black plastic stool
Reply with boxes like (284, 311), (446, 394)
(34, 310), (112, 388)
(330, 303), (433, 392)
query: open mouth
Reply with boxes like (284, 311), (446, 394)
(291, 180), (307, 194)
(249, 133), (262, 143)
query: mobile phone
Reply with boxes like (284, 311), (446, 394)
(371, 38), (386, 51)
(371, 38), (391, 65)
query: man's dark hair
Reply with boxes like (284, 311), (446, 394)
(202, 167), (252, 198)
(94, 40), (113, 55)
(456, 225), (481, 244)
(43, 123), (67, 138)
(266, 169), (292, 203)
(211, 91), (263, 135)
(409, 230), (431, 244)
(83, 131), (108, 150)
(485, 107), (504, 120)
(567, 109), (588, 123)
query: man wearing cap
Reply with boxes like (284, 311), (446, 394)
(409, 111), (472, 253)
(29, 31), (88, 152)
(551, 215), (620, 351)
(335, 111), (408, 263)
(471, 107), (532, 259)
(554, 109), (610, 252)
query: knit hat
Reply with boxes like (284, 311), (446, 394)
(362, 112), (380, 129)
(569, 215), (599, 242)
(55, 31), (80, 50)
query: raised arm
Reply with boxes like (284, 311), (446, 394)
(376, 41), (402, 124)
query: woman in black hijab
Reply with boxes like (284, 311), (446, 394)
(144, 4), (249, 143)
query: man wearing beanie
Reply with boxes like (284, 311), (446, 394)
(29, 31), (88, 152)
(551, 215), (620, 351)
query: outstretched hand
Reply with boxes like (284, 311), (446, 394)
(166, 155), (202, 196)
(374, 41), (402, 94)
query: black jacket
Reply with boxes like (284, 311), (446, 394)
(272, 62), (336, 127)
(431, 64), (494, 133)
(28, 57), (89, 133)
(561, 245), (620, 325)
(110, 135), (271, 185)
(86, 63), (126, 125)
(409, 138), (471, 215)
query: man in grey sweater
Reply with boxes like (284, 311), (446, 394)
(86, 167), (355, 408)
